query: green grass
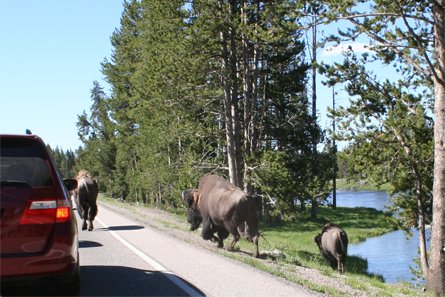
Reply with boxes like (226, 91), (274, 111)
(233, 206), (426, 296)
(336, 178), (394, 192)
(98, 194), (426, 296)
(237, 206), (394, 273)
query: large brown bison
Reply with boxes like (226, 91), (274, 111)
(182, 175), (260, 258)
(314, 223), (348, 274)
(73, 170), (98, 231)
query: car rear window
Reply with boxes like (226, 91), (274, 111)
(0, 138), (53, 187)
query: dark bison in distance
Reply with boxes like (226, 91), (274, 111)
(315, 223), (348, 274)
(182, 175), (260, 258)
(73, 170), (98, 231)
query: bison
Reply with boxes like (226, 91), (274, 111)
(182, 175), (260, 258)
(314, 223), (348, 274)
(73, 170), (98, 231)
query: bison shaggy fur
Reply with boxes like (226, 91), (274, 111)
(182, 175), (260, 258)
(314, 223), (348, 274)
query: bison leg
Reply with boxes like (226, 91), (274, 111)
(210, 235), (224, 248)
(88, 219), (94, 231)
(329, 258), (338, 271)
(338, 255), (345, 274)
(201, 217), (214, 240)
(82, 218), (88, 231)
(215, 226), (229, 248)
(203, 219), (227, 248)
(227, 235), (240, 251)
(202, 217), (224, 248)
(89, 204), (98, 221)
(252, 234), (260, 258)
(224, 223), (241, 252)
(237, 222), (247, 238)
(87, 204), (98, 231)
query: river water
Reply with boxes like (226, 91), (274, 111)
(329, 190), (428, 285)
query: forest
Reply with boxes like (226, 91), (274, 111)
(51, 0), (445, 294)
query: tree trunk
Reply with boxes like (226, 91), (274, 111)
(310, 198), (317, 220)
(309, 11), (319, 219)
(241, 0), (253, 193)
(251, 2), (260, 154)
(220, 28), (237, 185)
(219, 0), (241, 187)
(417, 197), (429, 278)
(392, 126), (430, 277)
(229, 10), (243, 188)
(427, 1), (445, 293)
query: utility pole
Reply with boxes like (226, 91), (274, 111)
(332, 86), (337, 209)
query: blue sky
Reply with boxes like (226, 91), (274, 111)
(0, 1), (371, 152)
(0, 0), (125, 151)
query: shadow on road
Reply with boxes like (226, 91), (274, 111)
(80, 265), (205, 296)
(79, 240), (103, 248)
(1, 266), (205, 297)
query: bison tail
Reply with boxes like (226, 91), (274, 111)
(339, 231), (348, 255)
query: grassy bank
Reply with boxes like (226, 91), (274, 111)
(237, 206), (394, 277)
(219, 206), (423, 296)
(98, 195), (426, 296)
(336, 178), (394, 192)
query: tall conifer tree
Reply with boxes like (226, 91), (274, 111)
(317, 0), (445, 292)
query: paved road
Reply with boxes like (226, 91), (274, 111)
(2, 203), (323, 296)
(77, 204), (322, 297)
(79, 204), (204, 296)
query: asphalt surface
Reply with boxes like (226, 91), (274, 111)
(2, 203), (323, 297)
(77, 204), (322, 297)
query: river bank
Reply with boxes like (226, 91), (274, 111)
(330, 190), (429, 286)
(98, 194), (426, 296)
(336, 178), (393, 192)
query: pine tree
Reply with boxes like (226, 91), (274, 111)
(76, 81), (116, 193)
(318, 0), (445, 292)
(100, 0), (143, 199)
(80, 0), (318, 217)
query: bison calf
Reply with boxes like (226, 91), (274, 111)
(182, 175), (260, 258)
(314, 223), (348, 274)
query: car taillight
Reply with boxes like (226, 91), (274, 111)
(20, 199), (71, 225)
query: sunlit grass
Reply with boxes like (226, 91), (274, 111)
(98, 194), (425, 296)
(233, 206), (426, 296)
(336, 178), (394, 192)
(237, 206), (394, 272)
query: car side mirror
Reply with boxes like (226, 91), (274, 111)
(64, 179), (78, 191)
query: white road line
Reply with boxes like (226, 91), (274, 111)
(96, 217), (204, 297)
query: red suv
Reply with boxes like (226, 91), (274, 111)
(0, 134), (80, 295)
